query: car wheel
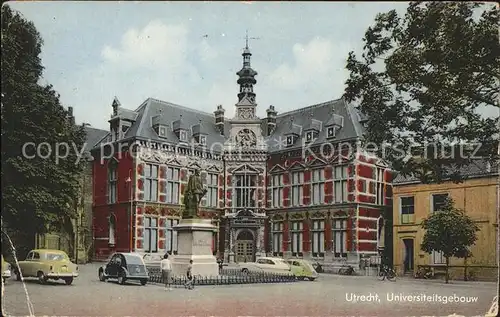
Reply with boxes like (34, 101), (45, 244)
(37, 271), (48, 284)
(117, 271), (126, 285)
(98, 270), (106, 282)
(140, 279), (147, 286)
(64, 277), (73, 285)
(241, 268), (249, 275)
(308, 277), (316, 281)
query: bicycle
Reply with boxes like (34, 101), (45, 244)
(338, 265), (355, 275)
(377, 264), (396, 281)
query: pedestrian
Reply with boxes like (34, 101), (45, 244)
(160, 253), (172, 291)
(217, 257), (223, 274)
(185, 260), (194, 290)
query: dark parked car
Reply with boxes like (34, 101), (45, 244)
(98, 253), (149, 286)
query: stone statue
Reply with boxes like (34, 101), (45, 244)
(182, 169), (207, 219)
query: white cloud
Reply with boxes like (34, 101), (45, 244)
(101, 20), (188, 70)
(198, 38), (218, 61)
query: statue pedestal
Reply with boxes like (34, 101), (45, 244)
(172, 218), (218, 277)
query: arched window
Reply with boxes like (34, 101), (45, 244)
(108, 161), (118, 204)
(109, 214), (117, 246)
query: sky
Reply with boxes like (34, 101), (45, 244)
(9, 1), (495, 131)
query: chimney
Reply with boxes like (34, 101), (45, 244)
(214, 105), (225, 135)
(266, 105), (277, 136)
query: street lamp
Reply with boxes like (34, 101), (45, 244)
(126, 169), (133, 252)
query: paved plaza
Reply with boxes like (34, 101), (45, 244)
(2, 263), (496, 316)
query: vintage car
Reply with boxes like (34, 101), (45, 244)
(286, 259), (318, 281)
(2, 255), (12, 282)
(14, 249), (78, 285)
(98, 252), (149, 285)
(239, 257), (291, 274)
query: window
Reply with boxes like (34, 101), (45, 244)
(270, 175), (283, 208)
(108, 165), (117, 204)
(286, 135), (293, 145)
(311, 169), (325, 205)
(143, 217), (158, 253)
(400, 197), (415, 224)
(432, 193), (448, 212)
(333, 218), (347, 257)
(165, 219), (179, 254)
(311, 220), (325, 257)
(334, 166), (348, 203)
(204, 173), (218, 208)
(375, 168), (384, 205)
(290, 221), (303, 256)
(144, 164), (159, 202)
(109, 214), (116, 245)
(199, 135), (207, 145)
(291, 172), (303, 207)
(33, 252), (40, 260)
(179, 130), (187, 142)
(327, 127), (335, 138)
(306, 131), (313, 143)
(159, 126), (167, 137)
(233, 174), (257, 208)
(359, 179), (367, 193)
(432, 250), (446, 264)
(272, 221), (283, 256)
(165, 167), (180, 204)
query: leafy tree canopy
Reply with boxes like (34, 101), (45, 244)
(421, 198), (479, 260)
(1, 5), (86, 240)
(344, 2), (499, 184)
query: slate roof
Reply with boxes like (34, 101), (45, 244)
(265, 98), (365, 152)
(83, 126), (108, 152)
(393, 159), (498, 185)
(94, 96), (365, 154)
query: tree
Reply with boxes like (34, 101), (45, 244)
(344, 2), (499, 184)
(420, 198), (479, 283)
(1, 5), (86, 256)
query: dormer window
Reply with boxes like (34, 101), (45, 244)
(327, 127), (336, 139)
(286, 135), (294, 146)
(159, 126), (167, 138)
(179, 130), (187, 142)
(199, 135), (207, 146)
(306, 131), (313, 143)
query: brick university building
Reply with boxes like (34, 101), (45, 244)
(91, 44), (394, 265)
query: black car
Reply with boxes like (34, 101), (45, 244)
(98, 253), (149, 285)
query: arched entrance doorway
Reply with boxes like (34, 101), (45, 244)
(235, 230), (254, 263)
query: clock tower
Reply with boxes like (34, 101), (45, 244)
(222, 36), (268, 263)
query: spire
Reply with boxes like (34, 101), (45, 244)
(236, 30), (259, 103)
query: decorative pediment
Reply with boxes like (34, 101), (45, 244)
(307, 157), (327, 168)
(230, 164), (262, 174)
(206, 164), (221, 173)
(375, 158), (389, 168)
(167, 157), (183, 167)
(289, 212), (305, 220)
(332, 210), (348, 218)
(271, 213), (284, 221)
(310, 211), (326, 219)
(188, 162), (202, 170)
(236, 209), (255, 218)
(268, 164), (286, 173)
(289, 161), (306, 171)
(331, 154), (350, 164)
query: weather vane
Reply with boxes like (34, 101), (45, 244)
(244, 29), (260, 49)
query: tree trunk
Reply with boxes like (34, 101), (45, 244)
(463, 257), (468, 281)
(445, 257), (450, 283)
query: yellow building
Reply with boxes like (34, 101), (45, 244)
(392, 160), (498, 280)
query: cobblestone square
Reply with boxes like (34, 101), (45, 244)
(2, 264), (496, 316)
